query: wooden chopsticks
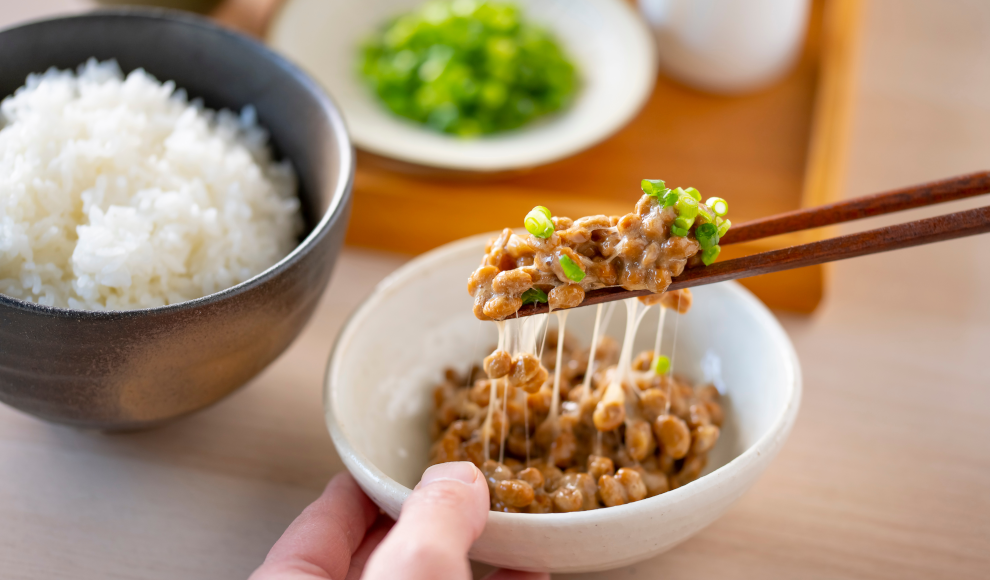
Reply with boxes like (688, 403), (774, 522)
(514, 171), (990, 317)
(721, 171), (990, 244)
(668, 203), (990, 289)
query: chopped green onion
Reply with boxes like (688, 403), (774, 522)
(670, 225), (689, 237)
(701, 245), (721, 266)
(641, 179), (666, 197)
(673, 215), (695, 230)
(525, 207), (555, 238)
(358, 0), (578, 136)
(653, 354), (671, 375)
(521, 287), (548, 305)
(558, 254), (585, 282)
(706, 197), (728, 217)
(695, 222), (719, 249)
(684, 187), (702, 202)
(662, 191), (679, 208)
(697, 203), (716, 225)
(675, 195), (699, 219)
(716, 217), (732, 238)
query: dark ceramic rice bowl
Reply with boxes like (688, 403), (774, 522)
(0, 9), (353, 430)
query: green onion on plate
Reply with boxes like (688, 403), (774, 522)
(357, 0), (578, 137)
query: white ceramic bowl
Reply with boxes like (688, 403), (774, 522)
(325, 233), (802, 573)
(269, 0), (657, 172)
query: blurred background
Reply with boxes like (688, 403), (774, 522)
(1, 0), (987, 578)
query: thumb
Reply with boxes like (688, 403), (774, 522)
(361, 462), (490, 580)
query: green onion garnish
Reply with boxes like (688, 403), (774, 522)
(662, 191), (679, 208)
(521, 287), (548, 305)
(716, 217), (732, 238)
(670, 225), (689, 237)
(701, 245), (721, 266)
(697, 203), (716, 224)
(675, 195), (699, 219)
(673, 215), (695, 230)
(357, 0), (578, 137)
(559, 254), (585, 282)
(653, 354), (671, 375)
(695, 222), (719, 249)
(525, 206), (555, 238)
(641, 179), (667, 197)
(684, 187), (702, 202)
(706, 197), (728, 217)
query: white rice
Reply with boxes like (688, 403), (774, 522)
(0, 59), (302, 311)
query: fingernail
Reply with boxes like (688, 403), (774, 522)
(418, 462), (479, 488)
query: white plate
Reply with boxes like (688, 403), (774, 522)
(268, 0), (657, 172)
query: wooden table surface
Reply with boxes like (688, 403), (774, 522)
(1, 1), (988, 578)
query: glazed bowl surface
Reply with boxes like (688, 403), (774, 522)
(325, 233), (801, 573)
(0, 9), (353, 430)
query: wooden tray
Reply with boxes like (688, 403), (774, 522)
(216, 0), (860, 312)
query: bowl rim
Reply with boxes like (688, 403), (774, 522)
(268, 0), (659, 172)
(0, 7), (354, 319)
(325, 231), (803, 523)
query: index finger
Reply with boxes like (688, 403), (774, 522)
(251, 473), (379, 580)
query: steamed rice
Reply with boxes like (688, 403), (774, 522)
(0, 59), (302, 311)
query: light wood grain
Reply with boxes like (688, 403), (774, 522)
(1, 1), (989, 579)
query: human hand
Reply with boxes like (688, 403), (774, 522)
(250, 461), (549, 580)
